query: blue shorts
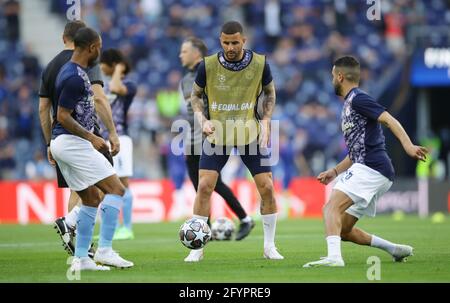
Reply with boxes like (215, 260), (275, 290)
(199, 141), (272, 176)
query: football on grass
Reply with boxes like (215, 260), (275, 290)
(211, 217), (235, 241)
(179, 218), (211, 249)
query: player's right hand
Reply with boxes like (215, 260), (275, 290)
(317, 169), (337, 185)
(90, 135), (109, 153)
(109, 133), (121, 156)
(202, 120), (215, 136)
(406, 144), (428, 162)
(47, 147), (56, 166)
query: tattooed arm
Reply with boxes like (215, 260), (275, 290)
(191, 82), (214, 135)
(259, 81), (276, 147)
(57, 106), (109, 153)
(262, 80), (276, 120)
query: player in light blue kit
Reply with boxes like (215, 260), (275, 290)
(303, 56), (428, 267)
(51, 28), (133, 271)
(98, 48), (137, 240)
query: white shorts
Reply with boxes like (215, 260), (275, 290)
(50, 134), (115, 191)
(113, 135), (133, 178)
(334, 163), (393, 219)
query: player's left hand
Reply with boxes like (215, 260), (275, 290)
(317, 169), (337, 185)
(259, 120), (271, 148)
(109, 133), (121, 156)
(406, 144), (428, 162)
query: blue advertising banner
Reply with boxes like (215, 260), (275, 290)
(411, 47), (450, 87)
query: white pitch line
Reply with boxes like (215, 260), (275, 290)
(0, 234), (307, 249)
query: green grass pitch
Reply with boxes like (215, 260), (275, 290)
(0, 216), (449, 282)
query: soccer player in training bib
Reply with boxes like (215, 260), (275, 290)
(179, 37), (255, 253)
(50, 27), (133, 271)
(186, 21), (284, 262)
(303, 56), (428, 268)
(98, 49), (137, 240)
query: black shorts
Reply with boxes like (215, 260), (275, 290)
(199, 141), (271, 176)
(56, 149), (114, 188)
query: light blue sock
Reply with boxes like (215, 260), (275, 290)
(75, 205), (98, 258)
(122, 188), (133, 230)
(99, 194), (123, 248)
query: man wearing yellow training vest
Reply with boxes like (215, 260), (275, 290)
(186, 21), (284, 262)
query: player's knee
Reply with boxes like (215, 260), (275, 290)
(340, 232), (350, 241)
(105, 182), (125, 197)
(322, 201), (338, 217)
(259, 180), (274, 200)
(322, 202), (331, 217)
(89, 189), (103, 206)
(113, 186), (126, 197)
(341, 227), (353, 240)
(197, 179), (215, 197)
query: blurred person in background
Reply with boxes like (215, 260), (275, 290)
(97, 48), (137, 240)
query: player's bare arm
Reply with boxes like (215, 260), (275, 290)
(57, 105), (108, 153)
(92, 84), (120, 156)
(317, 155), (352, 185)
(38, 97), (55, 165)
(260, 81), (276, 148)
(191, 82), (214, 135)
(378, 111), (428, 162)
(109, 63), (128, 96)
(262, 81), (276, 120)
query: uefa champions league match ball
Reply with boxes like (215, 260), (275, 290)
(211, 217), (235, 241)
(179, 218), (211, 249)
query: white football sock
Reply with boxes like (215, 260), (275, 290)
(65, 205), (80, 229)
(326, 235), (342, 260)
(193, 214), (208, 223)
(370, 235), (397, 255)
(192, 215), (208, 253)
(241, 216), (252, 223)
(261, 213), (277, 249)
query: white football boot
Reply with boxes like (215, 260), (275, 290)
(184, 249), (204, 262)
(263, 246), (284, 260)
(93, 248), (134, 268)
(392, 244), (414, 262)
(70, 257), (110, 272)
(303, 256), (345, 268)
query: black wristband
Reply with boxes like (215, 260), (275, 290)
(47, 143), (50, 147)
(333, 167), (338, 177)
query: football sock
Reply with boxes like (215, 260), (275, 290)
(241, 216), (252, 223)
(326, 235), (342, 259)
(75, 205), (97, 258)
(370, 235), (397, 255)
(193, 214), (208, 223)
(261, 213), (277, 249)
(99, 194), (123, 248)
(65, 205), (80, 229)
(122, 188), (133, 230)
(192, 215), (208, 252)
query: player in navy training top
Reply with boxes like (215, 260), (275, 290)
(303, 56), (428, 268)
(50, 27), (133, 271)
(98, 48), (137, 240)
(38, 21), (118, 258)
